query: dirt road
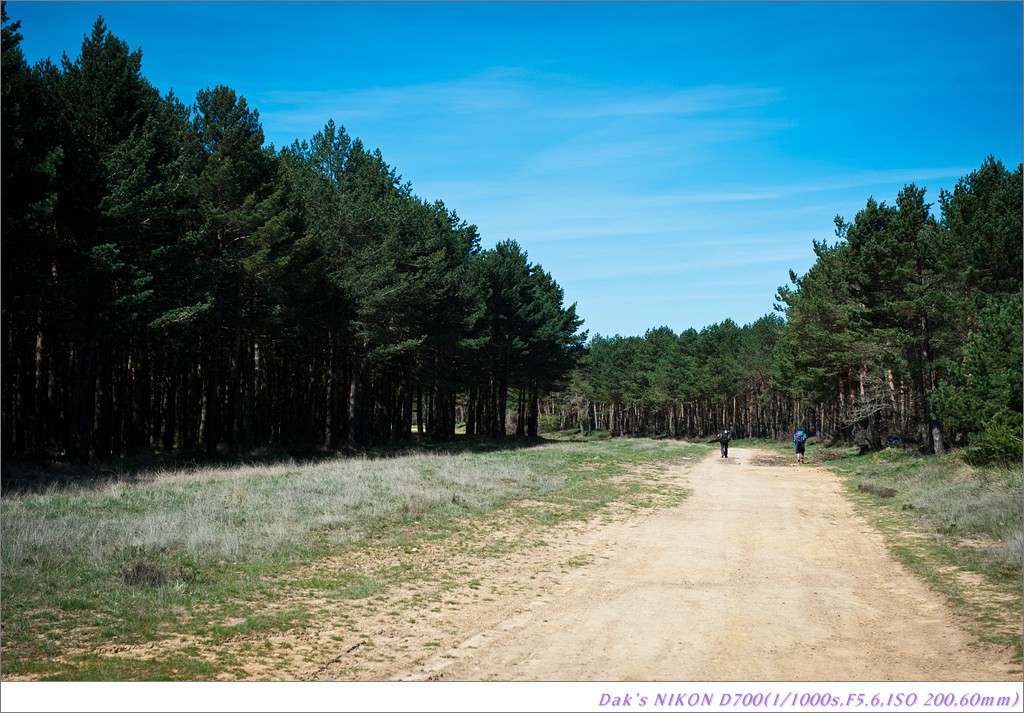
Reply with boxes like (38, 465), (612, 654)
(368, 447), (1016, 682)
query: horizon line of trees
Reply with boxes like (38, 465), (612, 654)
(1, 9), (586, 464)
(558, 156), (1021, 463)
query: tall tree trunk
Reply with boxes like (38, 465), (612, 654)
(349, 348), (370, 447)
(32, 311), (47, 453)
(230, 327), (243, 456)
(919, 311), (945, 454)
(401, 364), (414, 442)
(127, 338), (146, 456)
(205, 330), (221, 457)
(516, 386), (526, 437)
(242, 332), (254, 458)
(93, 341), (114, 459)
(416, 380), (424, 436)
(326, 333), (340, 449)
(528, 382), (539, 438)
(163, 353), (177, 451)
(68, 338), (96, 464)
(465, 384), (476, 436)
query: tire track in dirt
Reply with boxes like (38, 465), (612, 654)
(395, 447), (1018, 682)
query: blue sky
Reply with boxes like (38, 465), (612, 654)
(9, 1), (1023, 339)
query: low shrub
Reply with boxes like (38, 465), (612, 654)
(966, 413), (1023, 467)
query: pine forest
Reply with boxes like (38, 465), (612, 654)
(3, 10), (1021, 469)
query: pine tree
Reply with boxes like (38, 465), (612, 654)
(47, 18), (179, 460)
(1, 3), (64, 455)
(190, 85), (292, 457)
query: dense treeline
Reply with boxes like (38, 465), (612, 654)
(3, 9), (1020, 469)
(563, 316), (799, 440)
(563, 157), (1022, 462)
(1, 10), (585, 463)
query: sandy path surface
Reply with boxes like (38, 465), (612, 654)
(386, 447), (1016, 682)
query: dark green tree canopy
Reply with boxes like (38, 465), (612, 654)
(1, 9), (587, 458)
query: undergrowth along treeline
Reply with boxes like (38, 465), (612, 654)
(559, 157), (1022, 463)
(1, 9), (585, 464)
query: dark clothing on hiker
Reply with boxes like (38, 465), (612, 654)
(793, 429), (807, 462)
(719, 429), (731, 457)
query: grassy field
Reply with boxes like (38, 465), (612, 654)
(2, 435), (1020, 680)
(0, 437), (701, 680)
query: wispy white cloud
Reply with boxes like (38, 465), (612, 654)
(256, 70), (789, 168)
(771, 167), (977, 198)
(553, 229), (823, 281)
(541, 83), (784, 119)
(259, 72), (782, 122)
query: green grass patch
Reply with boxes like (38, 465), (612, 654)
(205, 607), (311, 639)
(39, 652), (226, 682)
(287, 572), (389, 599)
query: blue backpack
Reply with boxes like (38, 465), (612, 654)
(794, 430), (806, 443)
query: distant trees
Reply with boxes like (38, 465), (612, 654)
(567, 315), (797, 439)
(567, 157), (1021, 463)
(1, 10), (585, 463)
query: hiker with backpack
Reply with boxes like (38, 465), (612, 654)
(719, 427), (731, 458)
(793, 427), (807, 463)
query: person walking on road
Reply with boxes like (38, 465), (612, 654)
(793, 427), (807, 463)
(719, 427), (731, 458)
